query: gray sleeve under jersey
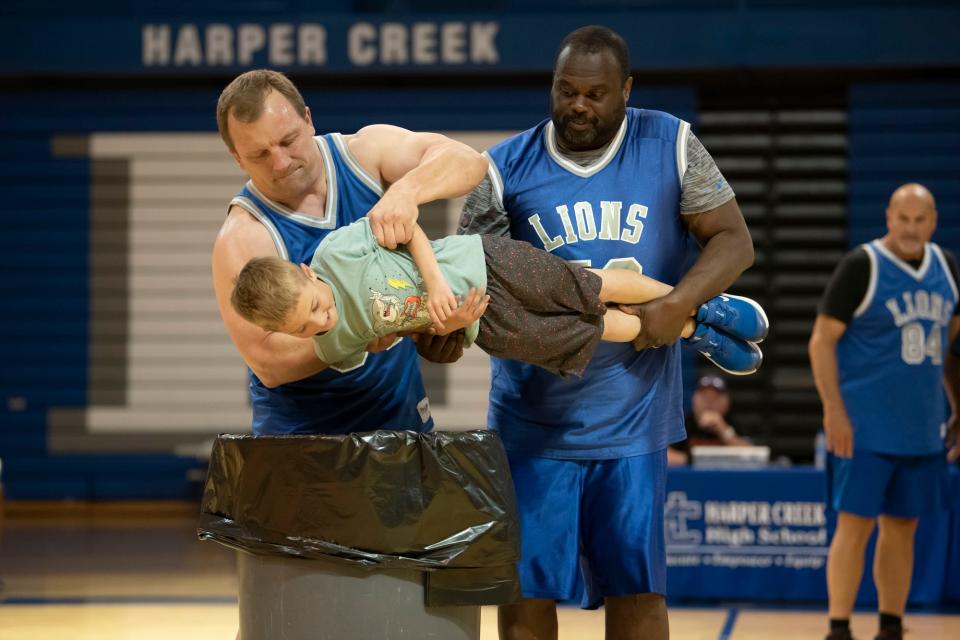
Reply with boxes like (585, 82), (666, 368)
(457, 174), (511, 237)
(681, 130), (736, 215)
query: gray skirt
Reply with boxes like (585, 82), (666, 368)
(476, 235), (606, 377)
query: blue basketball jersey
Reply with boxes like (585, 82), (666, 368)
(484, 108), (694, 458)
(837, 240), (958, 455)
(229, 133), (432, 436)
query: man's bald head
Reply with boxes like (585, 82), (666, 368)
(888, 182), (937, 213)
(884, 183), (937, 261)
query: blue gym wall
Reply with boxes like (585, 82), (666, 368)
(1, 0), (959, 499)
(848, 84), (960, 251)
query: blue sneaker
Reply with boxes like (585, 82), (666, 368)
(696, 293), (769, 343)
(686, 324), (762, 376)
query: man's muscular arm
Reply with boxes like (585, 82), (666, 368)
(626, 198), (754, 348)
(675, 198), (755, 312)
(212, 207), (331, 388)
(348, 125), (488, 249)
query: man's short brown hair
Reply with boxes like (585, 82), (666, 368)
(231, 256), (307, 331)
(216, 69), (307, 152)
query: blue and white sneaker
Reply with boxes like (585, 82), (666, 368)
(696, 293), (769, 343)
(686, 323), (763, 376)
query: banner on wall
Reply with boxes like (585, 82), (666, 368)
(2, 8), (960, 76)
(664, 470), (955, 604)
(665, 488), (828, 580)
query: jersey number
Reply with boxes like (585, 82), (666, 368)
(900, 322), (942, 365)
(567, 257), (643, 274)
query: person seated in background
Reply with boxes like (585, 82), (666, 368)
(668, 375), (750, 464)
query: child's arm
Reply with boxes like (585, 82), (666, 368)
(406, 223), (459, 332)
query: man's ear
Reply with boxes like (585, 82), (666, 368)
(304, 106), (316, 135)
(622, 76), (633, 104)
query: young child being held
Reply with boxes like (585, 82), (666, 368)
(231, 218), (768, 377)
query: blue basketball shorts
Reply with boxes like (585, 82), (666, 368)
(826, 450), (949, 518)
(505, 448), (667, 609)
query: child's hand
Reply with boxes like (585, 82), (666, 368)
(427, 280), (459, 333)
(429, 287), (489, 336)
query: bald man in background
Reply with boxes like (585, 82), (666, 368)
(809, 184), (960, 640)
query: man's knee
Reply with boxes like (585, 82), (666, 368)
(605, 593), (669, 640)
(607, 592), (666, 608)
(834, 511), (876, 546)
(878, 514), (919, 538)
(498, 598), (557, 640)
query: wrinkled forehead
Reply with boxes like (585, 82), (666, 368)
(229, 92), (305, 150)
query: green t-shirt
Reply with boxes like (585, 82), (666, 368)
(311, 218), (486, 370)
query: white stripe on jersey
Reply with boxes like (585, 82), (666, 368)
(676, 120), (690, 183)
(484, 151), (505, 210)
(229, 196), (290, 260)
(854, 243), (879, 319)
(330, 133), (384, 196)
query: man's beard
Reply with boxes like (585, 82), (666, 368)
(553, 110), (622, 150)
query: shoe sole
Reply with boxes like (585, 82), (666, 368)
(717, 293), (770, 343)
(698, 343), (763, 376)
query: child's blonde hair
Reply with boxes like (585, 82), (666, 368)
(231, 257), (307, 331)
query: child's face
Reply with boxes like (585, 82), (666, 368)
(278, 264), (338, 337)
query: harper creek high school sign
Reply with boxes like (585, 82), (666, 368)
(141, 21), (501, 68)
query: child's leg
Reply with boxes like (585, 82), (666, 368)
(587, 268), (684, 309)
(602, 308), (762, 374)
(589, 268), (771, 344)
(602, 309), (695, 342)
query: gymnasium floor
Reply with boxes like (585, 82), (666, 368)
(1, 503), (958, 639)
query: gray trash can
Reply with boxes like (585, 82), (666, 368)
(198, 431), (520, 640)
(238, 554), (480, 640)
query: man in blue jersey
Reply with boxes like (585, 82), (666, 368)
(212, 70), (485, 436)
(458, 26), (755, 639)
(809, 183), (960, 640)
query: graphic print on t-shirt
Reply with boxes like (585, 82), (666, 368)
(368, 277), (432, 335)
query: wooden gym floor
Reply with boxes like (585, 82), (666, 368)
(1, 502), (958, 639)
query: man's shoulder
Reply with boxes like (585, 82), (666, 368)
(928, 243), (960, 293)
(337, 129), (373, 164)
(843, 243), (871, 260)
(930, 242), (958, 266)
(213, 206), (276, 260)
(827, 245), (871, 281)
(487, 118), (550, 161)
(629, 107), (682, 122)
(628, 108), (685, 139)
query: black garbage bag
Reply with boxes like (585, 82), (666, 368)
(198, 430), (521, 606)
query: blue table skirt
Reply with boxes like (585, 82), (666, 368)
(665, 466), (960, 605)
